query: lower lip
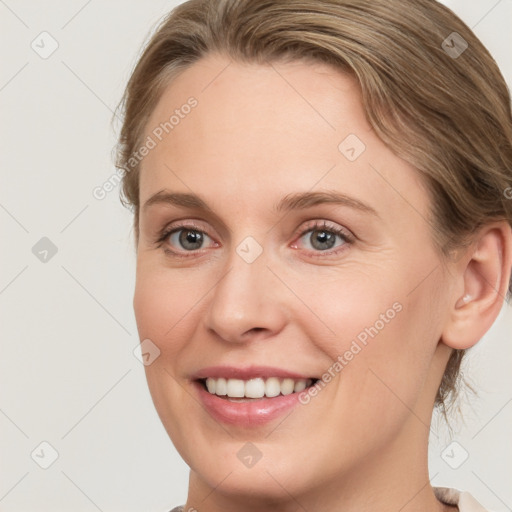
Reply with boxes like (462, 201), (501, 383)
(193, 380), (307, 427)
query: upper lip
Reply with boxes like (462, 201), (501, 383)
(191, 365), (318, 381)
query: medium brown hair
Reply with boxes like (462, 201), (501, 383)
(115, 0), (512, 410)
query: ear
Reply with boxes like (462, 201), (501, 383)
(441, 221), (512, 350)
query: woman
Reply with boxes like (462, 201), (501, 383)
(115, 0), (512, 510)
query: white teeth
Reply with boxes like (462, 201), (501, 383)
(226, 378), (245, 397)
(204, 377), (314, 398)
(245, 378), (265, 398)
(293, 380), (307, 392)
(215, 377), (227, 395)
(206, 378), (216, 394)
(265, 377), (281, 397)
(281, 378), (295, 395)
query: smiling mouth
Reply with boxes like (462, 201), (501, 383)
(197, 377), (320, 401)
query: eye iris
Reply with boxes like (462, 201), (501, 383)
(179, 229), (203, 250)
(310, 229), (336, 250)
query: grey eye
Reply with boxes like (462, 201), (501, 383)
(170, 229), (210, 250)
(299, 228), (346, 251)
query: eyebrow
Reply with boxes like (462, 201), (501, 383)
(142, 189), (378, 217)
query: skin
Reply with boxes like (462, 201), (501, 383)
(133, 53), (512, 512)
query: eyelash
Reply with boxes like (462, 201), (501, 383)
(155, 220), (354, 259)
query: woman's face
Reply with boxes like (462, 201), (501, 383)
(134, 54), (454, 502)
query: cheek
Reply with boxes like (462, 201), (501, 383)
(132, 266), (203, 450)
(133, 264), (203, 354)
(289, 265), (406, 359)
(133, 266), (199, 411)
(293, 266), (438, 420)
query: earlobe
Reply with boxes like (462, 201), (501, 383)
(441, 222), (512, 350)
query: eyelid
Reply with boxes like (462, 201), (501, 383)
(291, 219), (354, 241)
(156, 219), (211, 240)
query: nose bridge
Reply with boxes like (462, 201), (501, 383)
(203, 236), (286, 343)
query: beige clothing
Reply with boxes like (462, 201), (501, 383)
(170, 487), (490, 511)
(435, 487), (490, 511)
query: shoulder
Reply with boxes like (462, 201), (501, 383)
(434, 487), (491, 512)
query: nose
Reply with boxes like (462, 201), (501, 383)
(202, 245), (288, 344)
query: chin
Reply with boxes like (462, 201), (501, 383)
(191, 455), (314, 504)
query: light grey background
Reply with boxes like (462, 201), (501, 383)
(1, 1), (511, 511)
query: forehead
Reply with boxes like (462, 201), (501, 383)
(144, 53), (368, 148)
(138, 54), (429, 224)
